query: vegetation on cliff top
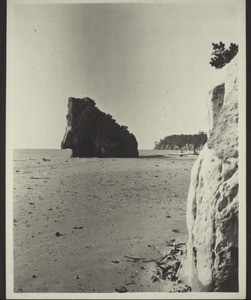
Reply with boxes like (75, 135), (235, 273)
(154, 132), (207, 153)
(209, 42), (238, 69)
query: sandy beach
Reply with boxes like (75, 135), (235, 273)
(13, 149), (196, 293)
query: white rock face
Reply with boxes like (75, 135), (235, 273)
(179, 58), (239, 292)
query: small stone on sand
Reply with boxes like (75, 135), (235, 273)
(115, 286), (128, 293)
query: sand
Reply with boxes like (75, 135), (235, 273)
(13, 150), (196, 293)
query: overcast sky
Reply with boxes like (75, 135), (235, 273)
(7, 0), (241, 149)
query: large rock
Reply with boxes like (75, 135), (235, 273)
(179, 57), (239, 292)
(61, 97), (139, 158)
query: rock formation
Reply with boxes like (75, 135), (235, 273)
(154, 133), (207, 152)
(61, 97), (139, 158)
(179, 57), (239, 292)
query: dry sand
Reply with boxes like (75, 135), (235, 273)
(13, 150), (196, 293)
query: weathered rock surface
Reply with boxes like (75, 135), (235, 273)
(61, 97), (139, 158)
(179, 57), (239, 292)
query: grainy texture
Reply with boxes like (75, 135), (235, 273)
(179, 57), (238, 292)
(13, 150), (195, 293)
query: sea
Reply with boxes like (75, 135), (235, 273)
(13, 149), (183, 161)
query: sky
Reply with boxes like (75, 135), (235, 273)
(7, 0), (241, 149)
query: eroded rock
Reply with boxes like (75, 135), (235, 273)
(179, 57), (239, 292)
(61, 97), (139, 158)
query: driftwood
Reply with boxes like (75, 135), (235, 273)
(169, 152), (196, 157)
(124, 255), (156, 263)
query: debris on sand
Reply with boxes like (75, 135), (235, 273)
(73, 226), (83, 229)
(124, 255), (155, 263)
(124, 255), (145, 262)
(30, 176), (50, 180)
(115, 286), (128, 293)
(123, 242), (191, 292)
(55, 232), (64, 237)
(151, 275), (160, 283)
(112, 260), (120, 264)
(125, 281), (135, 286)
(42, 158), (50, 162)
(151, 243), (191, 292)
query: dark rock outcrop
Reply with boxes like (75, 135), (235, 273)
(61, 97), (139, 158)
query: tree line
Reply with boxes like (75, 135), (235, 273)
(154, 132), (207, 154)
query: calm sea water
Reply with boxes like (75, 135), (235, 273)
(13, 149), (182, 160)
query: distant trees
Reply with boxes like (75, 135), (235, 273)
(209, 42), (238, 69)
(154, 132), (207, 153)
(191, 131), (207, 154)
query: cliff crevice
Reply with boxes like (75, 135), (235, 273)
(179, 57), (239, 292)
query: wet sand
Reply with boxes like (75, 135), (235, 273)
(13, 150), (195, 293)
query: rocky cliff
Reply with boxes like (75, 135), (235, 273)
(179, 57), (239, 292)
(61, 97), (139, 158)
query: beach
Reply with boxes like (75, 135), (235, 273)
(13, 149), (196, 293)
